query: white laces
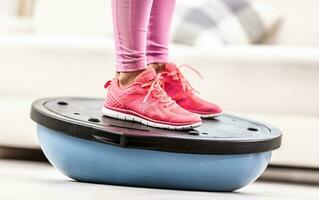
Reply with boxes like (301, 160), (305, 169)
(141, 73), (174, 107)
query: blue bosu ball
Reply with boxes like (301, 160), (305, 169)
(31, 98), (281, 192)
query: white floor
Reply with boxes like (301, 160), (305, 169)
(1, 160), (318, 200)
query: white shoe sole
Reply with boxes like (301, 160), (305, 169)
(200, 112), (223, 118)
(102, 107), (201, 130)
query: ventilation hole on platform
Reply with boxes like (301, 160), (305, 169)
(57, 101), (68, 106)
(88, 118), (100, 123)
(201, 132), (208, 135)
(188, 130), (200, 135)
(247, 127), (258, 132)
(73, 112), (80, 115)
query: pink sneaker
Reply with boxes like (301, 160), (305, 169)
(103, 68), (202, 130)
(162, 63), (222, 118)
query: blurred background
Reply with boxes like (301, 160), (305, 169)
(0, 0), (318, 199)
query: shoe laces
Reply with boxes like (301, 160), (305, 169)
(163, 64), (203, 94)
(141, 73), (174, 107)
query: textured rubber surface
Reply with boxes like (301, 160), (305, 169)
(37, 125), (272, 191)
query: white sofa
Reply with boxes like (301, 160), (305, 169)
(1, 0), (319, 168)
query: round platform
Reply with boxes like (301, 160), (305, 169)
(31, 97), (282, 191)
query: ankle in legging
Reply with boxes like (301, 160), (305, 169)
(111, 0), (176, 72)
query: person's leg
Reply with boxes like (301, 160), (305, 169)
(105, 0), (201, 129)
(146, 0), (176, 73)
(112, 0), (153, 87)
(144, 1), (222, 117)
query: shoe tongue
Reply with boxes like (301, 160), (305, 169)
(165, 63), (178, 72)
(134, 68), (157, 84)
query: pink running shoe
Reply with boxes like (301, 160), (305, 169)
(162, 63), (222, 118)
(103, 68), (202, 130)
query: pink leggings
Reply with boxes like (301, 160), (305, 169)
(112, 0), (176, 72)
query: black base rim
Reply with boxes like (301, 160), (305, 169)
(30, 97), (282, 155)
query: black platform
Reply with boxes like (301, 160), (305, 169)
(31, 97), (282, 155)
